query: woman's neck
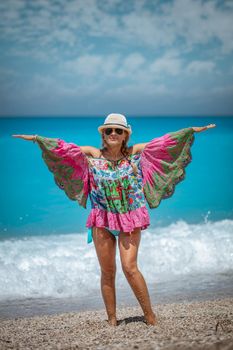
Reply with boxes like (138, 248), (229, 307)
(103, 146), (124, 160)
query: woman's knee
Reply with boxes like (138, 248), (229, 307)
(101, 267), (116, 281)
(121, 262), (138, 278)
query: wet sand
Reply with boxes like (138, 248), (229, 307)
(0, 297), (233, 350)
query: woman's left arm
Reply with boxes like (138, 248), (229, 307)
(131, 143), (149, 153)
(192, 124), (216, 133)
(134, 124), (216, 152)
(140, 124), (216, 209)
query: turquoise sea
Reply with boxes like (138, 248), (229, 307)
(1, 116), (232, 237)
(0, 116), (233, 317)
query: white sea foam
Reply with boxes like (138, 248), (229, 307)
(0, 219), (232, 301)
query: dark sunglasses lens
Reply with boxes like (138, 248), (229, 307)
(104, 128), (124, 135)
(105, 128), (112, 135)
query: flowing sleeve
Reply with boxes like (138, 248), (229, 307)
(140, 127), (195, 209)
(35, 136), (89, 209)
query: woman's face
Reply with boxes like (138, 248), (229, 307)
(103, 128), (127, 146)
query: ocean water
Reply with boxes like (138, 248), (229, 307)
(0, 219), (232, 301)
(0, 116), (233, 308)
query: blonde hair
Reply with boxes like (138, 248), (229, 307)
(101, 131), (138, 176)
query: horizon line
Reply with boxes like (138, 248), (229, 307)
(0, 114), (232, 118)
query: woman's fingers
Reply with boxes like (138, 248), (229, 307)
(192, 124), (216, 132)
(12, 134), (23, 138)
(206, 124), (216, 129)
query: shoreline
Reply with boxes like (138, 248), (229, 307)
(1, 271), (233, 320)
(0, 297), (233, 350)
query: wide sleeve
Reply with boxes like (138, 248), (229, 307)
(140, 127), (195, 209)
(35, 135), (89, 209)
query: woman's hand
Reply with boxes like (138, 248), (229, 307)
(192, 124), (216, 133)
(12, 134), (37, 141)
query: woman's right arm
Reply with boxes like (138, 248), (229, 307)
(12, 133), (90, 208)
(12, 134), (37, 142)
(12, 135), (99, 157)
(79, 146), (100, 157)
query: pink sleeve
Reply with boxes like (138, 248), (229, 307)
(36, 136), (89, 208)
(140, 127), (195, 208)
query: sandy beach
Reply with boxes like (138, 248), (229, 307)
(0, 297), (233, 350)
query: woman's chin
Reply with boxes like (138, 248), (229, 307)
(109, 139), (118, 143)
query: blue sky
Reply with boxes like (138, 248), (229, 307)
(0, 0), (233, 116)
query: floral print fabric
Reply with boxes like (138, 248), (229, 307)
(87, 153), (146, 213)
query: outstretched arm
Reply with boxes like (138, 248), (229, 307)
(12, 134), (100, 159)
(12, 133), (89, 208)
(12, 134), (37, 142)
(191, 123), (216, 132)
(133, 124), (216, 153)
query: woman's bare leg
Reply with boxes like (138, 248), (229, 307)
(118, 228), (157, 325)
(92, 227), (117, 326)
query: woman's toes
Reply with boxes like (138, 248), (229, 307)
(144, 313), (158, 326)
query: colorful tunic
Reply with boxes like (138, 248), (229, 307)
(35, 127), (195, 243)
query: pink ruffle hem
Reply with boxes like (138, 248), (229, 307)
(86, 206), (150, 233)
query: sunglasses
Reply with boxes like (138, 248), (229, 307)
(104, 128), (124, 136)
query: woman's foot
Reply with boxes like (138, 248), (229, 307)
(144, 312), (158, 326)
(108, 316), (117, 326)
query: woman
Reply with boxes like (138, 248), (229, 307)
(12, 113), (216, 326)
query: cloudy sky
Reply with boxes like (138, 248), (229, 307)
(0, 0), (233, 116)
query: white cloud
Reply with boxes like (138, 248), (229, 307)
(61, 52), (148, 81)
(115, 53), (145, 78)
(60, 51), (183, 84)
(210, 84), (233, 96)
(149, 56), (182, 76)
(186, 60), (216, 74)
(105, 82), (170, 99)
(1, 0), (233, 57)
(62, 54), (120, 77)
(14, 73), (102, 101)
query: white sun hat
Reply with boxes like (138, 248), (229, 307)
(98, 113), (132, 135)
